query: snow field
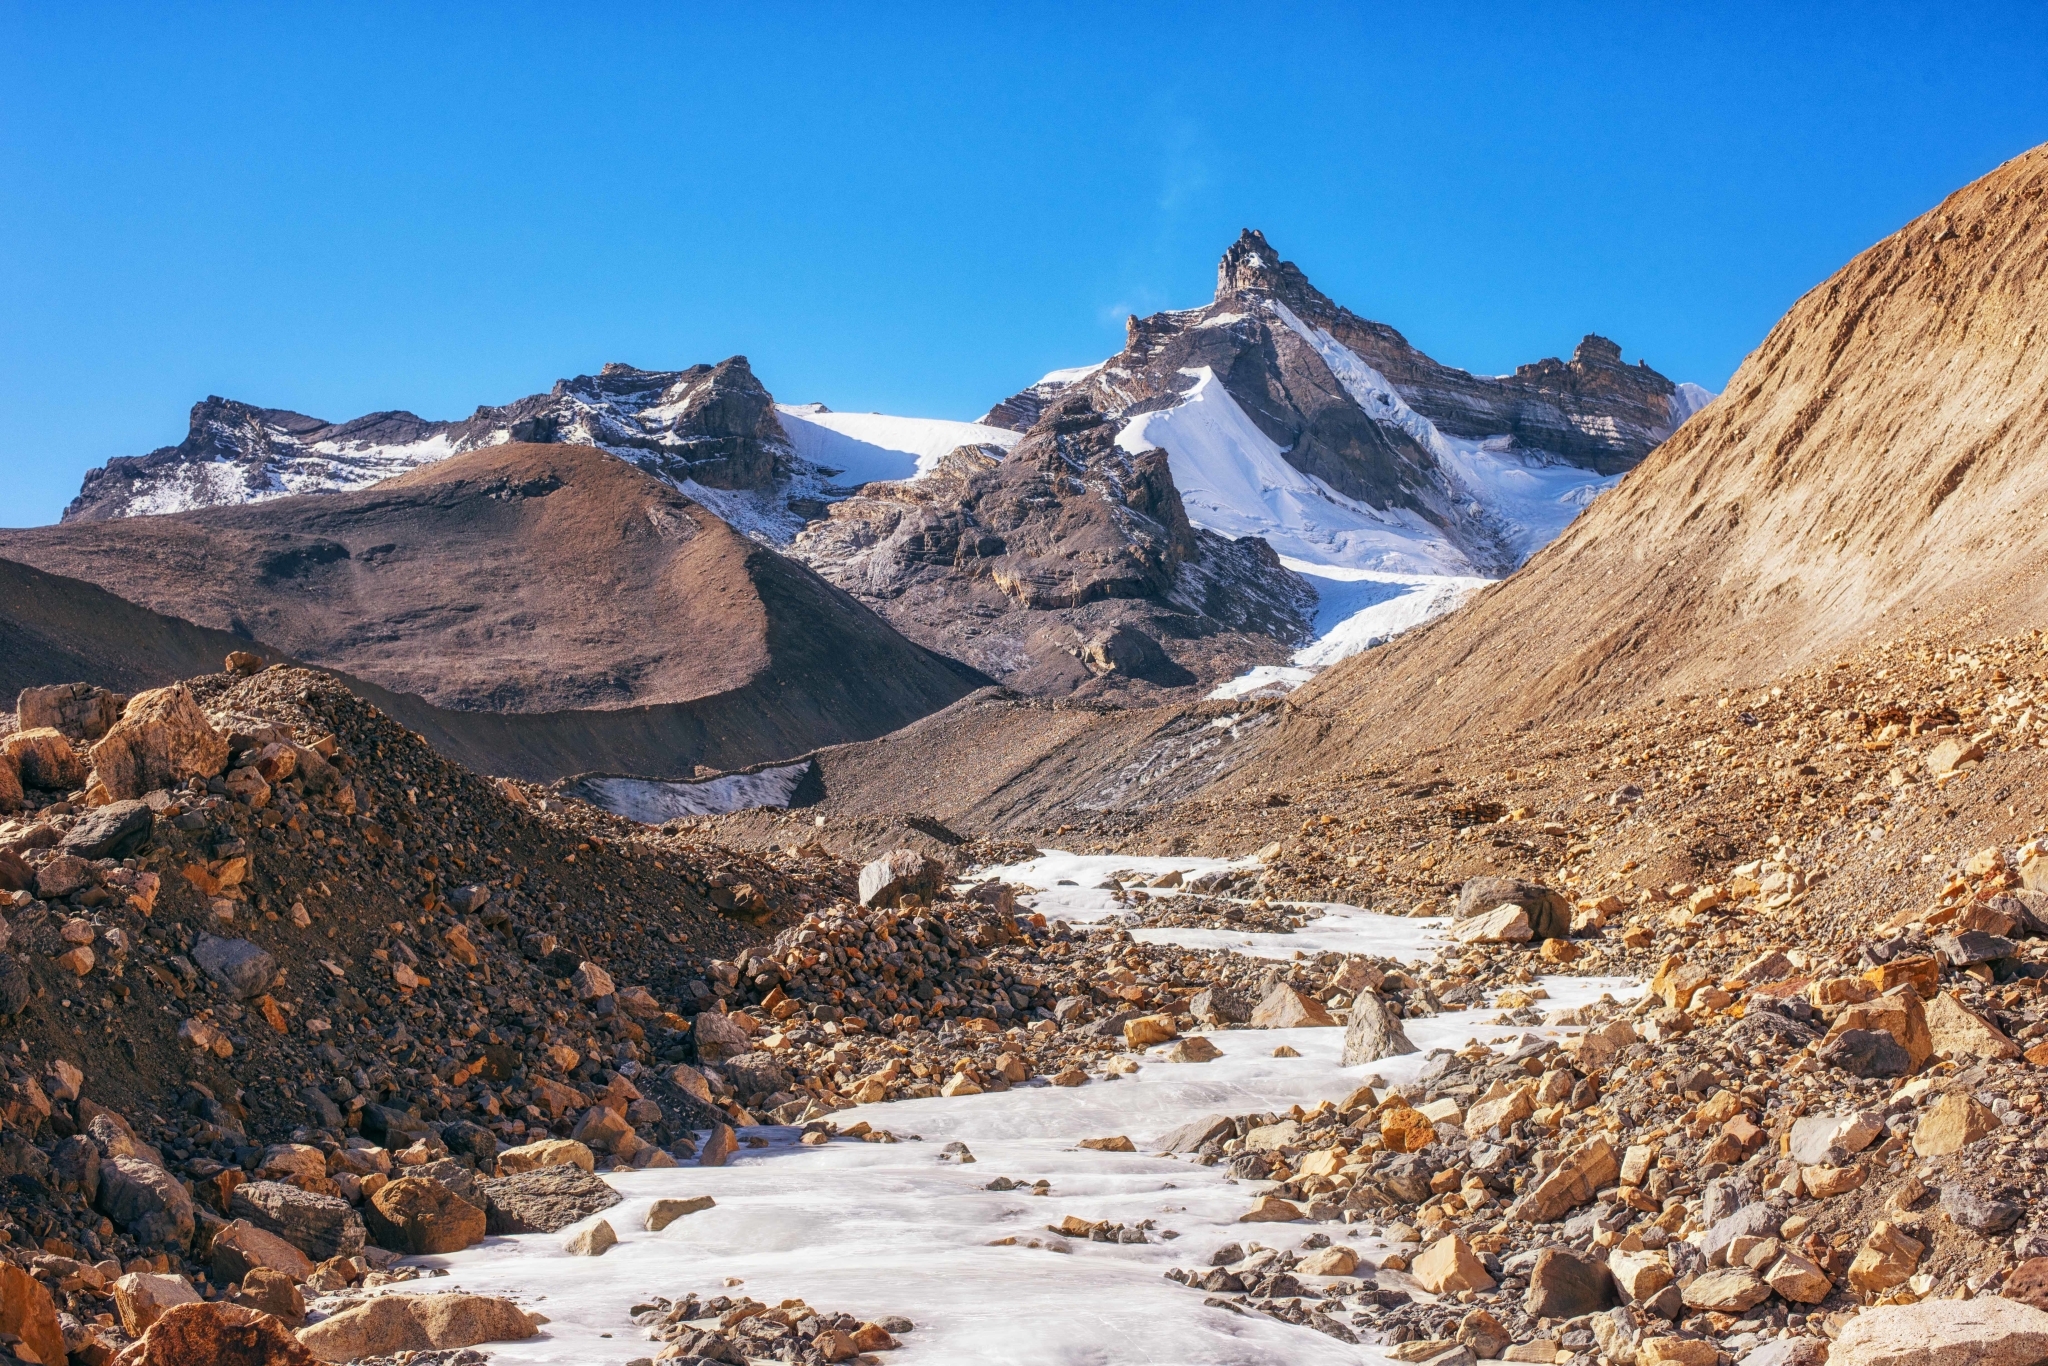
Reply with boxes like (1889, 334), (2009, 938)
(776, 406), (1023, 486)
(395, 852), (1640, 1366)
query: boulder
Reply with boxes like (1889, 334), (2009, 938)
(1823, 986), (1932, 1069)
(1924, 991), (2021, 1061)
(1156, 1114), (1234, 1154)
(1787, 1110), (1884, 1165)
(699, 1122), (738, 1167)
(1681, 1268), (1771, 1312)
(1413, 1235), (1495, 1293)
(564, 1218), (617, 1256)
(570, 961), (615, 1001)
(1701, 1202), (1783, 1265)
(1248, 983), (1337, 1028)
(1830, 1295), (2048, 1366)
(112, 1270), (202, 1337)
(1847, 1221), (1925, 1294)
(0, 1260), (67, 1366)
(1457, 876), (1571, 938)
(857, 848), (945, 908)
(570, 1106), (633, 1153)
(692, 1010), (752, 1063)
(495, 1138), (594, 1174)
(17, 682), (122, 743)
(59, 798), (153, 859)
(479, 1166), (621, 1236)
(1297, 1245), (1359, 1276)
(119, 1300), (318, 1366)
(1764, 1250), (1833, 1304)
(232, 1267), (306, 1326)
(364, 1176), (486, 1255)
(229, 1181), (366, 1261)
(34, 853), (92, 899)
(88, 684), (230, 800)
(1163, 1036), (1222, 1063)
(1188, 984), (1252, 1025)
(1608, 1248), (1674, 1301)
(4, 727), (87, 791)
(724, 1050), (793, 1097)
(1123, 1014), (1179, 1047)
(211, 1219), (315, 1284)
(1913, 1091), (2002, 1157)
(191, 934), (279, 1000)
(1939, 1182), (2021, 1233)
(1451, 905), (1534, 944)
(98, 1155), (196, 1249)
(296, 1292), (537, 1362)
(1523, 1247), (1618, 1317)
(1340, 990), (1418, 1065)
(1507, 1136), (1616, 1224)
(645, 1195), (715, 1230)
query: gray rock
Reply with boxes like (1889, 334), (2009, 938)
(1934, 930), (2015, 967)
(1939, 1183), (2021, 1233)
(50, 1135), (99, 1199)
(1787, 1110), (1884, 1166)
(1156, 1114), (1234, 1154)
(1701, 1202), (1782, 1265)
(1523, 1247), (1619, 1318)
(97, 1156), (195, 1250)
(1741, 1338), (1831, 1365)
(480, 1167), (622, 1236)
(1455, 876), (1571, 939)
(444, 883), (491, 913)
(413, 1159), (483, 1206)
(1340, 990), (1417, 1066)
(58, 800), (153, 859)
(190, 934), (277, 999)
(1187, 984), (1252, 1025)
(1821, 1028), (1913, 1077)
(857, 849), (945, 908)
(1830, 1296), (2048, 1365)
(229, 1180), (366, 1261)
(724, 1051), (792, 1098)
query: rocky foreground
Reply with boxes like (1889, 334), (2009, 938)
(0, 634), (2043, 1364)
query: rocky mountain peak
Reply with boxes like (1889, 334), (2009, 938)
(1214, 228), (1332, 317)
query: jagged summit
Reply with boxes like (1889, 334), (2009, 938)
(1214, 227), (1324, 307)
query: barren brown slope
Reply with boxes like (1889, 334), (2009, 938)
(0, 444), (985, 776)
(1255, 142), (2048, 771)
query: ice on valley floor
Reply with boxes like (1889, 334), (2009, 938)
(382, 851), (1641, 1366)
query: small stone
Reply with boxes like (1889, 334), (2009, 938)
(1681, 1267), (1770, 1312)
(1078, 1136), (1135, 1152)
(1800, 1163), (1865, 1198)
(1913, 1091), (2001, 1157)
(1764, 1250), (1833, 1304)
(1413, 1235), (1496, 1294)
(1163, 1035), (1222, 1063)
(1787, 1110), (1884, 1165)
(1237, 1195), (1303, 1223)
(564, 1218), (617, 1256)
(645, 1196), (715, 1231)
(1847, 1220), (1925, 1294)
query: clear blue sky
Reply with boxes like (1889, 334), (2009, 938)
(4, 3), (2045, 526)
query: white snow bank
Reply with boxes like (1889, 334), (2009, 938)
(571, 762), (812, 822)
(1669, 381), (1716, 429)
(776, 407), (1023, 485)
(395, 853), (1639, 1365)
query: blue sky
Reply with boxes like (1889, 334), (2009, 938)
(4, 3), (2045, 527)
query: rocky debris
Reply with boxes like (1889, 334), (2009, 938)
(479, 1167), (621, 1235)
(631, 1291), (913, 1363)
(295, 1290), (538, 1362)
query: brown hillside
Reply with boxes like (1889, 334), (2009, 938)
(1264, 142), (2048, 767)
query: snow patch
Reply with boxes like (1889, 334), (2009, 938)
(569, 762), (814, 823)
(777, 407), (1023, 485)
(1669, 381), (1716, 429)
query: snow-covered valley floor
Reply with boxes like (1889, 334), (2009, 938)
(386, 853), (1639, 1365)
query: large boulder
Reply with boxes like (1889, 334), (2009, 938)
(88, 684), (230, 800)
(229, 1181), (366, 1261)
(17, 682), (123, 743)
(0, 1260), (66, 1366)
(495, 1138), (595, 1175)
(296, 1292), (537, 1362)
(191, 934), (279, 1000)
(60, 799), (154, 859)
(363, 1176), (486, 1255)
(211, 1219), (315, 1284)
(3, 727), (88, 791)
(119, 1300), (320, 1365)
(1457, 876), (1571, 940)
(111, 1271), (202, 1337)
(692, 1010), (752, 1064)
(1830, 1295), (2048, 1365)
(479, 1167), (621, 1236)
(1248, 983), (1336, 1028)
(1524, 1247), (1620, 1318)
(1341, 990), (1418, 1065)
(857, 848), (945, 908)
(724, 1050), (793, 1097)
(97, 1156), (195, 1250)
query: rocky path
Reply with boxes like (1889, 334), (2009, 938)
(389, 853), (1637, 1365)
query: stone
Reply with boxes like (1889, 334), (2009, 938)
(111, 1270), (202, 1337)
(496, 1138), (595, 1174)
(1078, 1136), (1135, 1152)
(1608, 1247), (1674, 1300)
(17, 682), (122, 742)
(229, 1180), (367, 1261)
(1681, 1268), (1770, 1312)
(233, 1267), (306, 1326)
(1248, 983), (1337, 1028)
(699, 1122), (739, 1166)
(570, 1105), (633, 1152)
(1924, 991), (2020, 1061)
(1163, 1035), (1222, 1063)
(1800, 1163), (1864, 1198)
(692, 1010), (752, 1063)
(1638, 1340), (1719, 1366)
(1380, 1106), (1437, 1153)
(1465, 1086), (1534, 1140)
(1122, 1014), (1179, 1046)
(4, 727), (87, 791)
(1524, 1247), (1618, 1317)
(363, 1176), (486, 1255)
(191, 933), (279, 1000)
(1413, 1235), (1496, 1293)
(1764, 1250), (1833, 1303)
(570, 960), (615, 1000)
(121, 1301), (318, 1366)
(1934, 929), (2015, 967)
(88, 684), (229, 800)
(1570, 1018), (1639, 1070)
(1847, 1220), (1925, 1294)
(1188, 984), (1253, 1024)
(1456, 876), (1571, 938)
(564, 1218), (617, 1256)
(1297, 1245), (1359, 1276)
(2005, 1256), (2048, 1311)
(1451, 905), (1533, 944)
(1830, 1295), (2048, 1366)
(480, 1166), (621, 1236)
(1157, 1114), (1234, 1154)
(60, 798), (153, 859)
(0, 1260), (68, 1366)
(98, 1155), (196, 1250)
(296, 1291), (537, 1362)
(941, 1073), (983, 1097)
(1237, 1195), (1303, 1223)
(1701, 1202), (1783, 1266)
(1340, 989), (1418, 1065)
(1939, 1182), (2021, 1232)
(211, 1219), (315, 1284)
(645, 1195), (715, 1230)
(1924, 737), (1985, 775)
(1913, 1090), (2001, 1157)
(34, 853), (91, 898)
(1820, 1027), (1913, 1078)
(1507, 1136), (1616, 1224)
(1787, 1109), (1884, 1165)
(857, 848), (945, 908)
(1826, 986), (1933, 1068)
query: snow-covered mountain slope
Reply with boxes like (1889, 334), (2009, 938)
(775, 405), (1022, 485)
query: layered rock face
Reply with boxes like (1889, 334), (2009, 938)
(789, 394), (1314, 695)
(983, 229), (1699, 575)
(64, 357), (799, 525)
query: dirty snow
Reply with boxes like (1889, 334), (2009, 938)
(570, 762), (814, 823)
